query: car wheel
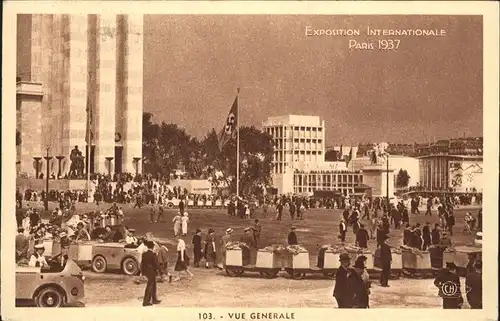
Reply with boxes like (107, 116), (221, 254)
(122, 257), (139, 276)
(167, 202), (174, 209)
(35, 287), (64, 307)
(92, 255), (107, 273)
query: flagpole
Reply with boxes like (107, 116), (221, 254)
(86, 72), (91, 203)
(236, 87), (240, 197)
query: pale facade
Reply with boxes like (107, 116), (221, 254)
(262, 115), (326, 193)
(418, 155), (483, 192)
(351, 155), (420, 188)
(16, 14), (143, 178)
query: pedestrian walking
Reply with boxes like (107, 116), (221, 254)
(181, 212), (189, 236)
(434, 262), (464, 309)
(466, 260), (482, 309)
(172, 213), (181, 237)
(379, 234), (392, 287)
(192, 229), (203, 267)
(140, 241), (161, 306)
(173, 237), (194, 281)
(333, 253), (353, 308)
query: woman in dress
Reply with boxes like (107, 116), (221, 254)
(181, 212), (189, 236)
(172, 213), (182, 237)
(173, 236), (194, 281)
(204, 229), (217, 268)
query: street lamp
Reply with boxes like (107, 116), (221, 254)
(386, 153), (390, 208)
(105, 157), (114, 177)
(56, 156), (65, 178)
(33, 157), (42, 178)
(43, 147), (53, 211)
(133, 157), (142, 175)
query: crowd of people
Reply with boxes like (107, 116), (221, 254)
(14, 186), (483, 309)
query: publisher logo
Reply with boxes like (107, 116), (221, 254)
(441, 281), (459, 297)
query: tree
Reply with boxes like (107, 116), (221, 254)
(325, 149), (340, 161)
(396, 169), (410, 188)
(202, 126), (274, 196)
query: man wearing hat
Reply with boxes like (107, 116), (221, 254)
(16, 227), (29, 262)
(287, 226), (298, 246)
(465, 260), (482, 309)
(379, 234), (392, 287)
(434, 262), (463, 309)
(333, 253), (353, 308)
(29, 244), (49, 268)
(219, 228), (234, 268)
(192, 228), (203, 267)
(240, 228), (255, 265)
(140, 240), (161, 306)
(348, 256), (370, 308)
(339, 219), (347, 243)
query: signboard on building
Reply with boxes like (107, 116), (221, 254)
(449, 161), (483, 192)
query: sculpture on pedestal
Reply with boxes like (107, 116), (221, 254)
(369, 142), (389, 165)
(69, 146), (85, 178)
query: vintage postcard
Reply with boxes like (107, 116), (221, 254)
(2, 1), (499, 321)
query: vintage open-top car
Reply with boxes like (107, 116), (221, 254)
(90, 242), (142, 275)
(16, 259), (85, 307)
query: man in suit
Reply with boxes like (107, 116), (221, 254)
(379, 234), (392, 287)
(276, 202), (284, 221)
(287, 226), (298, 245)
(431, 224), (441, 245)
(466, 260), (482, 309)
(434, 262), (463, 309)
(355, 224), (369, 248)
(141, 241), (161, 306)
(339, 219), (347, 242)
(333, 253), (353, 308)
(15, 228), (29, 262)
(422, 221), (432, 250)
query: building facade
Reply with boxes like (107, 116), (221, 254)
(293, 171), (364, 195)
(262, 115), (325, 193)
(418, 155), (483, 192)
(16, 14), (143, 178)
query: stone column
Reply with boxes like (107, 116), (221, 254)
(65, 14), (89, 176)
(17, 82), (43, 177)
(122, 15), (143, 174)
(94, 15), (117, 174)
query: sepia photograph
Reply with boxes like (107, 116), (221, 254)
(2, 2), (499, 321)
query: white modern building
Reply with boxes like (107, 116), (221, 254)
(263, 115), (396, 196)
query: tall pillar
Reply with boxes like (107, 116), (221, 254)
(17, 82), (43, 177)
(30, 14), (53, 162)
(65, 14), (89, 175)
(95, 15), (117, 174)
(122, 15), (143, 174)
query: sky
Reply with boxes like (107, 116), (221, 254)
(143, 15), (483, 145)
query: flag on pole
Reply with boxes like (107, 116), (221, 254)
(85, 72), (94, 144)
(347, 147), (353, 163)
(217, 95), (238, 151)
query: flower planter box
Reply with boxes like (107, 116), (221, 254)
(323, 251), (341, 269)
(187, 200), (194, 207)
(226, 248), (243, 266)
(256, 251), (281, 269)
(442, 251), (455, 267)
(391, 253), (403, 269)
(109, 216), (122, 226)
(284, 252), (310, 269)
(215, 200), (222, 207)
(402, 250), (431, 269)
(453, 251), (470, 268)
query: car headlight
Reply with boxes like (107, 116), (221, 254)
(71, 287), (79, 296)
